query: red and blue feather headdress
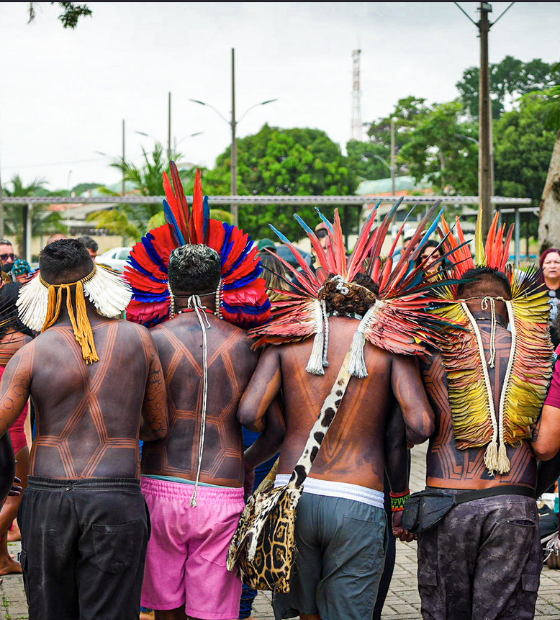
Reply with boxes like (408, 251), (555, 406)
(124, 163), (271, 328)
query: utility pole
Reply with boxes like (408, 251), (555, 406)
(231, 48), (238, 228)
(478, 2), (493, 237)
(122, 119), (126, 196)
(390, 119), (396, 196)
(454, 2), (515, 237)
(351, 49), (362, 141)
(168, 92), (172, 163)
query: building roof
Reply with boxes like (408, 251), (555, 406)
(356, 175), (432, 196)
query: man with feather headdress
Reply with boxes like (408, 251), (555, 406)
(0, 238), (168, 620)
(229, 202), (462, 620)
(124, 166), (274, 620)
(413, 210), (554, 620)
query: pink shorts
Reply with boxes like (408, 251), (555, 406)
(141, 476), (245, 618)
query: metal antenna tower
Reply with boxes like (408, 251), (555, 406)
(351, 49), (362, 141)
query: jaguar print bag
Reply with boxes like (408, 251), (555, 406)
(227, 348), (353, 592)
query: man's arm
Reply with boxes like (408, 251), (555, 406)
(139, 330), (168, 442)
(244, 399), (285, 470)
(391, 354), (435, 444)
(384, 401), (414, 542)
(237, 346), (281, 432)
(0, 344), (33, 437)
(532, 406), (560, 461)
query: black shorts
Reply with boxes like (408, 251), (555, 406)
(19, 476), (150, 620)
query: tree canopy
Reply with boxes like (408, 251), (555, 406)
(199, 125), (356, 240)
(28, 2), (92, 28)
(456, 55), (556, 119)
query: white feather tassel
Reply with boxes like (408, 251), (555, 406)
(306, 300), (325, 375)
(83, 266), (132, 318)
(348, 302), (381, 378)
(16, 274), (50, 332)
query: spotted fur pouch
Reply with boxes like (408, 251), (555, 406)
(227, 348), (353, 592)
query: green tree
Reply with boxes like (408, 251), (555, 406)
(28, 2), (92, 28)
(524, 62), (560, 250)
(494, 95), (557, 203)
(345, 140), (391, 181)
(456, 55), (556, 119)
(88, 143), (192, 243)
(201, 125), (356, 240)
(397, 100), (478, 195)
(1, 175), (67, 255)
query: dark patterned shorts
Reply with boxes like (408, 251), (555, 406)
(417, 490), (541, 620)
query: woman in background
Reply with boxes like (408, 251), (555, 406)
(540, 248), (560, 347)
(0, 283), (33, 575)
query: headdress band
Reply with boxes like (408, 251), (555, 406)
(17, 264), (133, 364)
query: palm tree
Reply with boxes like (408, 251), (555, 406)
(88, 143), (193, 244)
(2, 175), (67, 256)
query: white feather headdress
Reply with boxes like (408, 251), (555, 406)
(17, 265), (132, 363)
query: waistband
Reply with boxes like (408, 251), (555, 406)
(28, 476), (141, 491)
(274, 474), (384, 509)
(141, 475), (244, 502)
(142, 474), (221, 488)
(426, 485), (535, 502)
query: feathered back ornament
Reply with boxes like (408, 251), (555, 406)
(124, 163), (271, 328)
(251, 201), (463, 377)
(434, 205), (553, 475)
(17, 265), (132, 364)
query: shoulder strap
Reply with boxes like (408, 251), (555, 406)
(287, 346), (353, 490)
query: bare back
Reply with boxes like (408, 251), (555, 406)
(141, 313), (258, 487)
(0, 313), (167, 480)
(251, 317), (433, 491)
(422, 319), (536, 490)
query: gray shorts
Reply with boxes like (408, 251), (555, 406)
(272, 493), (387, 620)
(417, 490), (541, 620)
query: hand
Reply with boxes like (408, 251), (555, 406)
(392, 510), (415, 542)
(243, 465), (255, 501)
(8, 476), (22, 497)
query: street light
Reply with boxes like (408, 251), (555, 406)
(190, 48), (277, 227)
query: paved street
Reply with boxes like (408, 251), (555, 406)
(2, 443), (560, 619)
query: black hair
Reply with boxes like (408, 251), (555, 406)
(457, 266), (512, 299)
(40, 239), (93, 283)
(0, 283), (34, 341)
(415, 240), (444, 269)
(0, 239), (12, 247)
(168, 245), (221, 295)
(77, 235), (99, 253)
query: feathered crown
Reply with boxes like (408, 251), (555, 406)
(439, 207), (514, 286)
(124, 163), (271, 329)
(251, 201), (463, 377)
(434, 206), (553, 476)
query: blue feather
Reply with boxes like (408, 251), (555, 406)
(314, 209), (334, 232)
(417, 207), (445, 252)
(220, 223), (234, 266)
(203, 196), (210, 242)
(143, 233), (169, 275)
(163, 199), (186, 246)
(294, 214), (315, 237)
(269, 224), (293, 247)
(128, 256), (167, 282)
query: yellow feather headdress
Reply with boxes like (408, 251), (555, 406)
(434, 206), (553, 475)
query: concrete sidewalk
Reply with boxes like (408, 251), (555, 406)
(2, 443), (560, 619)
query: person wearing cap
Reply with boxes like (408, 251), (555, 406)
(257, 238), (277, 254)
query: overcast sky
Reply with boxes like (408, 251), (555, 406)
(0, 1), (559, 191)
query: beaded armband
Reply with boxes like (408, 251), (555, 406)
(390, 490), (410, 512)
